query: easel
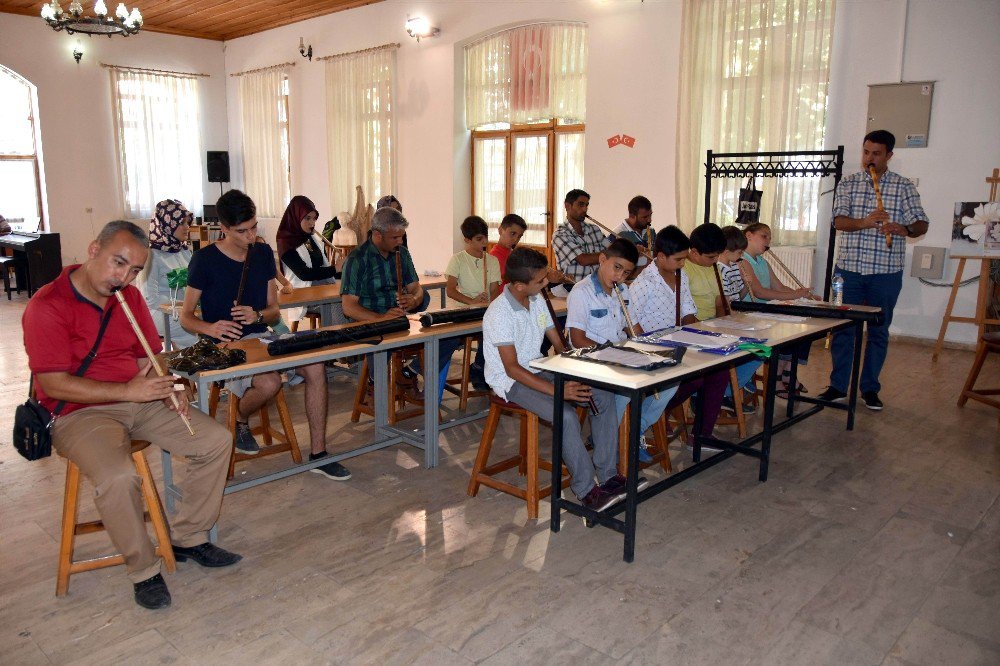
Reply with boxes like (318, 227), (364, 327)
(932, 168), (1000, 360)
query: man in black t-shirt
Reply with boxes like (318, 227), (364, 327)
(181, 190), (350, 481)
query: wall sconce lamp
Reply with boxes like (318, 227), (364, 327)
(72, 45), (83, 63)
(298, 36), (312, 61)
(405, 16), (439, 42)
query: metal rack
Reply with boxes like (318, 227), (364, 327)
(703, 147), (845, 298)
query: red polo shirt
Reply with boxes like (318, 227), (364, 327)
(23, 265), (162, 416)
(490, 244), (512, 284)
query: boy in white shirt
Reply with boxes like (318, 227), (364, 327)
(566, 238), (676, 467)
(483, 247), (623, 512)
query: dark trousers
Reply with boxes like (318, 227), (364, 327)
(664, 369), (729, 437)
(829, 269), (902, 393)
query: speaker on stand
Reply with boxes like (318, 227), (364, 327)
(206, 151), (230, 199)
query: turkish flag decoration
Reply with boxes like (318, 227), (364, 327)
(607, 135), (622, 148)
(621, 135), (636, 148)
(511, 26), (550, 113)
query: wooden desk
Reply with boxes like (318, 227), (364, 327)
(934, 249), (1000, 360)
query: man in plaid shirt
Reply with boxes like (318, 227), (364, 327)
(819, 130), (928, 411)
(551, 189), (612, 287)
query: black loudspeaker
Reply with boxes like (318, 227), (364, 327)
(206, 151), (230, 183)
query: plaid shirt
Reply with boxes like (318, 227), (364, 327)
(340, 239), (418, 315)
(833, 169), (928, 275)
(551, 219), (611, 282)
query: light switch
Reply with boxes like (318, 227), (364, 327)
(920, 253), (932, 270)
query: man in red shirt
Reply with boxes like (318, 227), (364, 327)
(22, 221), (239, 610)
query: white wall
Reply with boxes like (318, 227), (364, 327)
(0, 13), (228, 265)
(221, 0), (682, 273)
(826, 0), (1000, 344)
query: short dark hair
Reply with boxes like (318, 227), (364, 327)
(627, 195), (652, 217)
(460, 215), (488, 239)
(564, 189), (590, 205)
(216, 190), (256, 227)
(690, 223), (727, 254)
(654, 225), (691, 257)
(603, 237), (639, 264)
(864, 129), (895, 153)
(500, 213), (527, 231)
(744, 222), (770, 236)
(722, 225), (748, 252)
(505, 247), (548, 284)
(97, 220), (149, 249)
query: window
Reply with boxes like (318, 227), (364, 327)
(324, 45), (397, 215)
(238, 68), (291, 218)
(0, 66), (45, 230)
(466, 23), (587, 250)
(110, 68), (203, 219)
(676, 0), (835, 245)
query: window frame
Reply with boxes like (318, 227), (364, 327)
(0, 67), (46, 231)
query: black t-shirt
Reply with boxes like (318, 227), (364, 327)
(187, 242), (276, 339)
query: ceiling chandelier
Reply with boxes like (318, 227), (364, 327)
(41, 1), (143, 37)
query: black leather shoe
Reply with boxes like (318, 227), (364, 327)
(133, 573), (171, 610)
(172, 542), (243, 568)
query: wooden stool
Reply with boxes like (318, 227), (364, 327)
(958, 331), (1000, 414)
(467, 394), (574, 519)
(442, 336), (489, 411)
(714, 367), (750, 437)
(290, 312), (321, 332)
(351, 349), (426, 424)
(0, 255), (23, 300)
(209, 382), (302, 479)
(617, 410), (674, 477)
(56, 440), (176, 596)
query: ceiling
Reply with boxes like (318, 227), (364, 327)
(1, 0), (385, 41)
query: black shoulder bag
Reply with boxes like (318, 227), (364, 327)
(13, 307), (115, 461)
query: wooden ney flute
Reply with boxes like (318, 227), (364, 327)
(869, 165), (892, 248)
(585, 214), (655, 260)
(764, 248), (808, 291)
(394, 250), (406, 305)
(713, 263), (733, 317)
(541, 288), (599, 415)
(613, 280), (659, 399)
(112, 288), (196, 436)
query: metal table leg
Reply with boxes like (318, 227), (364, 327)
(550, 374), (565, 533)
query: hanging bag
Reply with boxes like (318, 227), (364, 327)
(13, 307), (114, 461)
(736, 174), (762, 226)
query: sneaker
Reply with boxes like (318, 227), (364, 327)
(287, 373), (305, 387)
(601, 473), (650, 498)
(862, 391), (883, 411)
(580, 485), (620, 512)
(309, 452), (352, 481)
(638, 434), (653, 464)
(817, 386), (847, 403)
(133, 573), (171, 610)
(171, 542), (243, 567)
(234, 422), (260, 455)
(688, 436), (725, 452)
(721, 396), (755, 415)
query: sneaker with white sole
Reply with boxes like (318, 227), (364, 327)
(309, 452), (352, 480)
(234, 422), (260, 455)
(862, 391), (883, 411)
(817, 386), (847, 403)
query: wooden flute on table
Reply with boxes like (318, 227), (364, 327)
(764, 248), (808, 291)
(585, 215), (654, 260)
(869, 165), (892, 249)
(541, 288), (599, 415)
(112, 289), (196, 436)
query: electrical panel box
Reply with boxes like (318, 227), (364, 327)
(866, 82), (935, 148)
(911, 246), (946, 279)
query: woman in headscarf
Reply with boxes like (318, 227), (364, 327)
(276, 195), (342, 326)
(142, 199), (199, 349)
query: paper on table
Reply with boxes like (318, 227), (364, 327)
(701, 316), (774, 331)
(749, 312), (808, 322)
(658, 330), (741, 348)
(585, 346), (664, 368)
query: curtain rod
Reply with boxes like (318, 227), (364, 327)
(100, 63), (210, 78)
(230, 61), (296, 77)
(463, 21), (586, 50)
(317, 42), (399, 62)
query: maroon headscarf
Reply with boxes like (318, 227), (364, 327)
(276, 195), (318, 257)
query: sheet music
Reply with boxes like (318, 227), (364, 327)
(749, 312), (808, 322)
(701, 316), (774, 331)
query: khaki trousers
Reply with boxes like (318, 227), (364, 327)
(53, 401), (231, 583)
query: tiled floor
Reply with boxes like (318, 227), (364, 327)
(1, 291), (998, 665)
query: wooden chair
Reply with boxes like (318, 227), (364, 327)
(290, 312), (321, 332)
(56, 440), (176, 596)
(351, 349), (426, 424)
(208, 382), (302, 479)
(958, 331), (1000, 414)
(715, 367), (750, 437)
(0, 255), (23, 300)
(467, 394), (575, 519)
(442, 336), (489, 411)
(617, 410), (674, 477)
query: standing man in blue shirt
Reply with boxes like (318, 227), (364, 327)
(818, 130), (928, 411)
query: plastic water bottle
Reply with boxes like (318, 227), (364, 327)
(831, 275), (844, 306)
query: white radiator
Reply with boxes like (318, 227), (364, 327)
(766, 246), (815, 288)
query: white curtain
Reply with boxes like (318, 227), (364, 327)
(325, 46), (396, 216)
(110, 69), (203, 219)
(465, 22), (587, 129)
(239, 69), (290, 218)
(676, 0), (836, 245)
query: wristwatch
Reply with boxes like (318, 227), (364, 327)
(254, 310), (264, 324)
